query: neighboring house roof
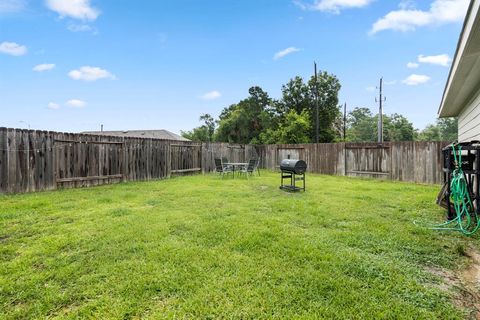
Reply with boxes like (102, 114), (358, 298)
(82, 129), (191, 141)
(439, 0), (480, 117)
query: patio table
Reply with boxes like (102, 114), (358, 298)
(224, 162), (248, 178)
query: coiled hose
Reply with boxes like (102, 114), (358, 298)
(431, 144), (480, 236)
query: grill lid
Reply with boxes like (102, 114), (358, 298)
(280, 159), (307, 174)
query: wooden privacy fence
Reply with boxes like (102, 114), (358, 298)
(0, 128), (248, 194)
(0, 127), (449, 194)
(258, 141), (449, 184)
(0, 129), (187, 193)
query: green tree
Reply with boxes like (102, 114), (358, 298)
(308, 72), (342, 142)
(417, 117), (457, 142)
(279, 73), (341, 143)
(417, 124), (441, 141)
(346, 107), (377, 142)
(181, 113), (216, 142)
(278, 110), (312, 144)
(200, 113), (215, 142)
(346, 109), (416, 142)
(259, 110), (311, 144)
(215, 86), (275, 144)
(384, 113), (416, 141)
(183, 72), (344, 144)
(277, 76), (311, 116)
(180, 126), (209, 142)
(438, 118), (457, 141)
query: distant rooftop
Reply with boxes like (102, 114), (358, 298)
(82, 129), (190, 141)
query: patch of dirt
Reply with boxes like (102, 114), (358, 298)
(461, 248), (480, 318)
(426, 266), (457, 293)
(426, 246), (480, 319)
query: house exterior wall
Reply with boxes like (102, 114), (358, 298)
(459, 90), (480, 142)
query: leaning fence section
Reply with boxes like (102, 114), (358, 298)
(0, 127), (450, 194)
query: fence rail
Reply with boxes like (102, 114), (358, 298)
(0, 127), (449, 194)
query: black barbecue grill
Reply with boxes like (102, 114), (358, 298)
(280, 159), (307, 192)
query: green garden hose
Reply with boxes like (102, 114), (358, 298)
(431, 144), (480, 236)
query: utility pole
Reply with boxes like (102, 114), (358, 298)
(376, 77), (385, 144)
(314, 62), (319, 143)
(343, 102), (347, 142)
(101, 124), (104, 132)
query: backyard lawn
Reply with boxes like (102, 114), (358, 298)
(0, 171), (478, 319)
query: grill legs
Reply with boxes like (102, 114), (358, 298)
(280, 172), (305, 192)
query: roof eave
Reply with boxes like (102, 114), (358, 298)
(438, 0), (479, 118)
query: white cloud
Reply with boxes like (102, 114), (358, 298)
(370, 0), (469, 34)
(68, 66), (115, 81)
(274, 47), (301, 60)
(418, 54), (451, 66)
(67, 23), (97, 34)
(66, 99), (86, 108)
(407, 62), (419, 69)
(402, 74), (431, 85)
(295, 0), (373, 13)
(0, 0), (25, 13)
(47, 102), (60, 109)
(33, 63), (56, 72)
(45, 0), (100, 21)
(200, 91), (221, 101)
(371, 10), (432, 34)
(0, 41), (27, 56)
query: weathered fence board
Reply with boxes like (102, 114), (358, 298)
(0, 127), (451, 194)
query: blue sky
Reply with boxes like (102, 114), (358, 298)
(0, 0), (469, 134)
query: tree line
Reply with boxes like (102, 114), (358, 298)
(181, 72), (457, 144)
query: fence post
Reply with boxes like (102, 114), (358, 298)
(0, 127), (7, 193)
(201, 142), (206, 174)
(166, 143), (172, 178)
(390, 142), (394, 181)
(122, 138), (127, 182)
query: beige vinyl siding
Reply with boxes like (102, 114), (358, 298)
(459, 90), (480, 142)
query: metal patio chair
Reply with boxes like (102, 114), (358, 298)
(214, 158), (232, 178)
(221, 157), (233, 171)
(239, 159), (257, 178)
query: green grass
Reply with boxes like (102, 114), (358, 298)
(0, 172), (477, 319)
